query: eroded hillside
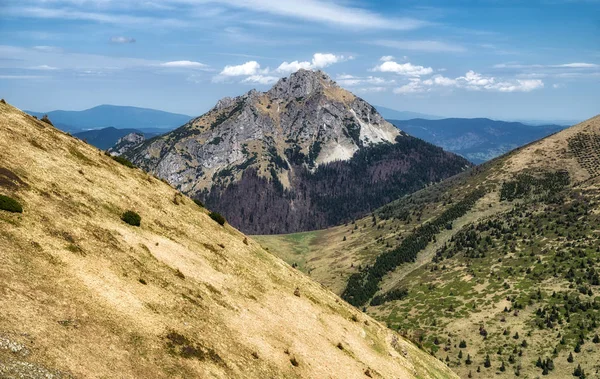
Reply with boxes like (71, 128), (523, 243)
(0, 101), (457, 379)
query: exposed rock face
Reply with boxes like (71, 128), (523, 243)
(125, 69), (471, 234)
(109, 132), (145, 156)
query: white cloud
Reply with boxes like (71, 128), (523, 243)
(242, 74), (279, 85)
(160, 60), (208, 69)
(219, 61), (263, 76)
(393, 70), (544, 95)
(372, 61), (433, 77)
(110, 36), (136, 44)
(393, 80), (428, 94)
(371, 40), (466, 53)
(422, 75), (456, 87)
(380, 56), (394, 62)
(210, 0), (426, 30)
(494, 79), (544, 92)
(555, 63), (598, 68)
(5, 6), (186, 27)
(29, 64), (58, 70)
(336, 74), (390, 87)
(458, 70), (495, 88)
(276, 60), (313, 73)
(276, 53), (348, 73)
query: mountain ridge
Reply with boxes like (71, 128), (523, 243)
(26, 104), (192, 133)
(390, 118), (566, 163)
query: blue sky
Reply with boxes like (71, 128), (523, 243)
(0, 0), (598, 121)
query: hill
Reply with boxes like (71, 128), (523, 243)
(74, 127), (159, 150)
(257, 114), (600, 378)
(375, 106), (442, 121)
(26, 105), (191, 133)
(122, 69), (471, 234)
(390, 118), (566, 164)
(0, 100), (458, 379)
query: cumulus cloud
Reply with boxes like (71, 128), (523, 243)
(160, 60), (208, 68)
(276, 53), (349, 73)
(215, 53), (349, 85)
(110, 36), (136, 44)
(393, 70), (544, 95)
(380, 55), (394, 62)
(220, 61), (263, 76)
(372, 60), (433, 77)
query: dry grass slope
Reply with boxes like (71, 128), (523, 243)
(0, 101), (458, 379)
(258, 114), (600, 379)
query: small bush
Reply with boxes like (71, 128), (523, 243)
(41, 114), (54, 126)
(111, 155), (136, 168)
(209, 212), (226, 226)
(122, 210), (141, 226)
(193, 199), (204, 207)
(0, 194), (23, 213)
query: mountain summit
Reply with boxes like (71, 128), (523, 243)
(125, 69), (471, 234)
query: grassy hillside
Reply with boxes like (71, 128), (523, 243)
(258, 115), (600, 378)
(0, 100), (457, 379)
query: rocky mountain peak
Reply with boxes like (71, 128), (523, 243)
(122, 69), (470, 234)
(267, 69), (333, 99)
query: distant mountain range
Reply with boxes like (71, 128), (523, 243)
(26, 104), (191, 133)
(390, 118), (567, 164)
(25, 105), (573, 166)
(375, 106), (442, 121)
(74, 127), (159, 150)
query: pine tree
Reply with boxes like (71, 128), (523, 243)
(458, 350), (463, 359)
(593, 334), (600, 343)
(536, 357), (542, 368)
(465, 354), (472, 365)
(484, 354), (491, 368)
(573, 364), (582, 377)
(459, 340), (467, 348)
(574, 342), (581, 353)
(568, 352), (574, 363)
(499, 360), (506, 372)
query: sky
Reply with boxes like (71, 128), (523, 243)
(0, 0), (599, 121)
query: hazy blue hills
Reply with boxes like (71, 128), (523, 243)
(374, 106), (442, 121)
(26, 104), (191, 133)
(390, 118), (567, 164)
